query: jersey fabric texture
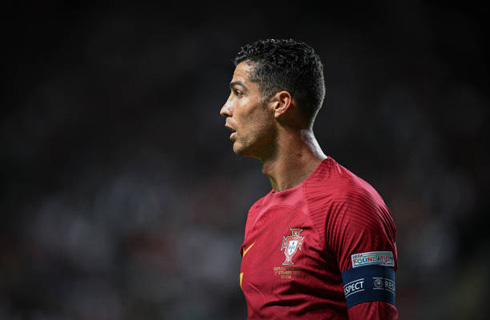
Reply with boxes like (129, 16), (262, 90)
(239, 157), (398, 319)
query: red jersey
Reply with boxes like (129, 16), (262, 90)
(239, 157), (398, 319)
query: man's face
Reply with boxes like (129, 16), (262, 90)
(220, 62), (276, 159)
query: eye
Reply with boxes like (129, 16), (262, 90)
(233, 88), (244, 98)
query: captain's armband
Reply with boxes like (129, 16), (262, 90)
(341, 264), (395, 308)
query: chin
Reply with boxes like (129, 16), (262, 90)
(233, 143), (250, 157)
(234, 146), (258, 159)
(233, 145), (245, 156)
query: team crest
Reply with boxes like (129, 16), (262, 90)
(280, 228), (304, 265)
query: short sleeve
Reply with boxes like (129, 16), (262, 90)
(325, 188), (398, 318)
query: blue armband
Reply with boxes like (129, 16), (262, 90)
(341, 265), (396, 309)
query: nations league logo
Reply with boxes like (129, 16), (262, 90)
(281, 228), (304, 265)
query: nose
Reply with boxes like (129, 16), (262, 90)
(220, 99), (233, 118)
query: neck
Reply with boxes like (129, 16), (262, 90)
(260, 129), (326, 192)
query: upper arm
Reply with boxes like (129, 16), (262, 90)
(326, 189), (398, 316)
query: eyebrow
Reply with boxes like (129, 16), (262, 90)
(230, 81), (247, 91)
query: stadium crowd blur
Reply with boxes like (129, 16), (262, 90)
(1, 1), (488, 319)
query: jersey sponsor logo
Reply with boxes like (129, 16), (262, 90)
(280, 228), (304, 265)
(351, 251), (394, 268)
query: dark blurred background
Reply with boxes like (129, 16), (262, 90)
(1, 1), (489, 319)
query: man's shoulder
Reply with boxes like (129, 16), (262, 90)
(307, 158), (377, 194)
(304, 157), (387, 210)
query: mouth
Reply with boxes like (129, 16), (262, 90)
(225, 124), (236, 140)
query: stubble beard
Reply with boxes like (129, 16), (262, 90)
(233, 128), (277, 161)
(232, 99), (277, 160)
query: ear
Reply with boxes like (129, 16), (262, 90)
(270, 91), (293, 119)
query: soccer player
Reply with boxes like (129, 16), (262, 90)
(220, 39), (398, 319)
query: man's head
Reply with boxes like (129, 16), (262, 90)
(233, 39), (326, 128)
(220, 39), (325, 159)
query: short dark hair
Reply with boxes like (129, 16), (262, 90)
(234, 39), (325, 126)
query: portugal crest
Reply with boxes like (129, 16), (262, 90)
(280, 228), (304, 265)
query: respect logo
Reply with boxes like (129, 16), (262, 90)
(343, 278), (365, 298)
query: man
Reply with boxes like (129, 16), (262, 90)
(220, 39), (398, 319)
